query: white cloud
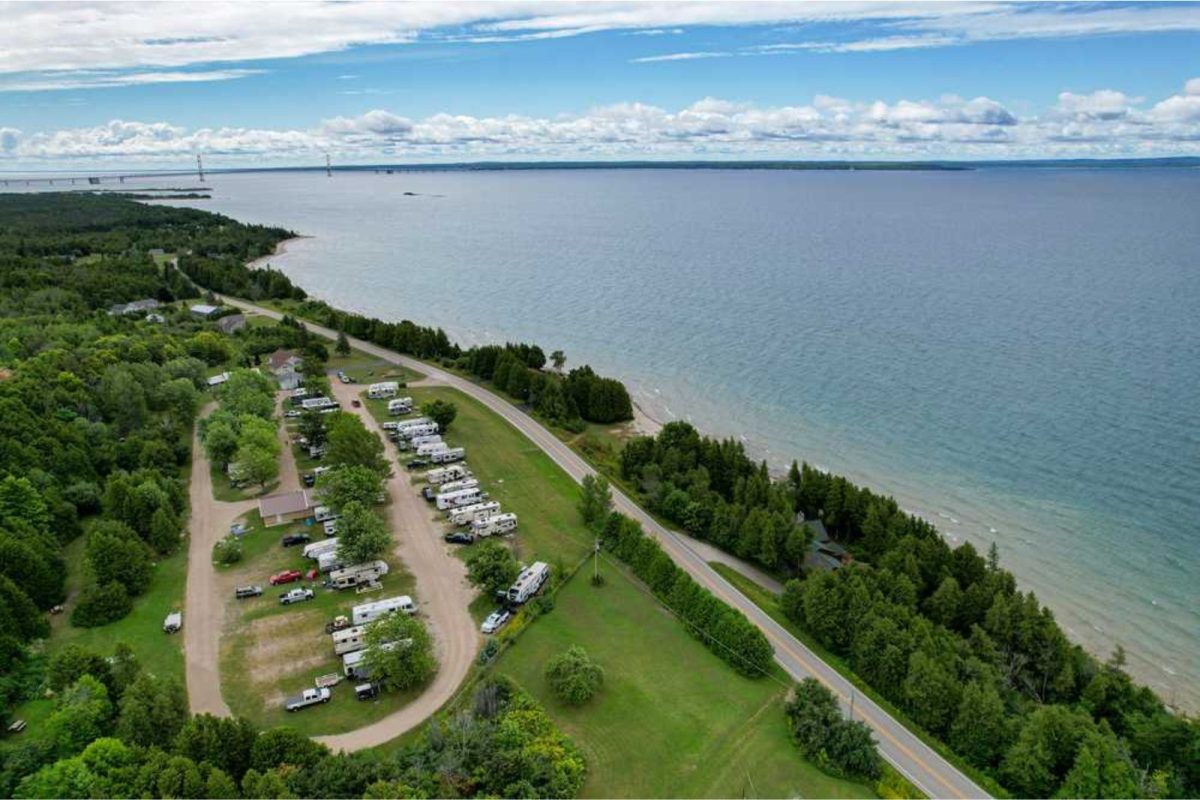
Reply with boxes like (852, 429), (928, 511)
(0, 69), (262, 93)
(631, 51), (733, 63)
(6, 79), (1199, 167)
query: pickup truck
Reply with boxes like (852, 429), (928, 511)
(235, 585), (263, 599)
(284, 686), (330, 712)
(279, 588), (315, 605)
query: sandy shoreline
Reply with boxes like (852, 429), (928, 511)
(245, 235), (310, 269)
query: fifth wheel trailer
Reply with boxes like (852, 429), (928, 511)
(329, 560), (389, 589)
(435, 486), (483, 511)
(448, 500), (501, 526)
(331, 625), (369, 655)
(430, 447), (466, 464)
(424, 464), (470, 485)
(471, 512), (518, 538)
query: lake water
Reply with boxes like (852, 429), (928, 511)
(165, 167), (1199, 709)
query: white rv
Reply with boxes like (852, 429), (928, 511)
(397, 422), (439, 441)
(424, 465), (470, 485)
(406, 433), (442, 449)
(367, 381), (400, 399)
(471, 512), (518, 538)
(317, 550), (346, 573)
(430, 447), (466, 464)
(301, 396), (338, 411)
(437, 477), (479, 494)
(352, 595), (416, 625)
(448, 501), (501, 526)
(303, 538), (339, 560)
(387, 397), (413, 415)
(331, 625), (368, 655)
(342, 640), (411, 679)
(506, 562), (550, 604)
(415, 441), (450, 457)
(435, 486), (483, 511)
(329, 560), (389, 589)
(314, 505), (338, 523)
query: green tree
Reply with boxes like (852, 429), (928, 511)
(325, 413), (389, 476)
(321, 465), (384, 512)
(85, 520), (153, 596)
(363, 613), (437, 691)
(950, 680), (1010, 768)
(335, 330), (351, 356)
(202, 418), (239, 468)
(578, 474), (612, 529)
(234, 443), (279, 489)
(174, 714), (259, 782)
(420, 399), (458, 433)
(116, 672), (188, 747)
(336, 502), (391, 564)
(42, 675), (114, 759)
(550, 350), (566, 372)
(544, 646), (605, 706)
(465, 541), (520, 597)
(71, 581), (132, 628)
(902, 649), (962, 736)
(298, 410), (328, 448)
(217, 369), (276, 419)
(47, 644), (113, 694)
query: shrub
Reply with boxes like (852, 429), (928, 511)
(71, 581), (132, 627)
(212, 536), (243, 566)
(785, 678), (882, 781)
(545, 645), (604, 706)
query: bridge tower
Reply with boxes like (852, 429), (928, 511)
(197, 154), (206, 182)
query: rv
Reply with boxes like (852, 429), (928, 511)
(367, 381), (400, 399)
(430, 447), (466, 464)
(438, 477), (479, 494)
(331, 625), (368, 655)
(506, 562), (550, 604)
(308, 445), (326, 460)
(342, 640), (411, 679)
(329, 560), (389, 590)
(448, 501), (501, 526)
(352, 595), (416, 626)
(387, 397), (413, 415)
(317, 550), (346, 573)
(405, 433), (442, 449)
(383, 416), (431, 433)
(301, 396), (338, 411)
(415, 441), (450, 457)
(396, 422), (439, 441)
(314, 506), (338, 523)
(302, 537), (339, 560)
(471, 512), (518, 538)
(424, 465), (470, 485)
(435, 486), (483, 511)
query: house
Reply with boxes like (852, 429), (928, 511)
(803, 520), (853, 573)
(258, 489), (316, 527)
(216, 314), (246, 334)
(145, 312), (166, 324)
(268, 349), (304, 390)
(206, 371), (231, 388)
(107, 298), (160, 316)
(190, 303), (222, 318)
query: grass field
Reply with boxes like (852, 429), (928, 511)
(379, 385), (873, 798)
(208, 459), (278, 502)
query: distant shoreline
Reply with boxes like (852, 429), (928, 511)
(245, 235), (310, 269)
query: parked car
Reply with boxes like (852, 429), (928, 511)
(444, 531), (475, 545)
(280, 588), (315, 605)
(351, 399), (362, 408)
(303, 473), (317, 487)
(285, 686), (330, 712)
(405, 458), (430, 470)
(229, 523), (249, 537)
(235, 585), (263, 599)
(285, 410), (302, 418)
(281, 533), (311, 548)
(355, 682), (380, 701)
(163, 611), (183, 634)
(481, 609), (511, 635)
(421, 486), (435, 502)
(269, 569), (303, 585)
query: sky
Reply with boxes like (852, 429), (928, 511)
(1, 1), (1199, 169)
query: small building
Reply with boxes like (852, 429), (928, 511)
(804, 520), (852, 573)
(268, 349), (305, 390)
(190, 303), (222, 318)
(206, 371), (232, 387)
(145, 312), (166, 324)
(216, 314), (246, 334)
(258, 489), (316, 527)
(107, 298), (160, 316)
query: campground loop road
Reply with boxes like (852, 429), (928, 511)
(223, 296), (989, 799)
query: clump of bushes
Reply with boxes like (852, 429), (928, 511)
(212, 536), (243, 566)
(784, 678), (882, 781)
(71, 582), (133, 628)
(545, 645), (604, 706)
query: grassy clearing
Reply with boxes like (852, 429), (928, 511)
(379, 385), (872, 798)
(217, 510), (421, 736)
(208, 459), (278, 502)
(328, 350), (423, 385)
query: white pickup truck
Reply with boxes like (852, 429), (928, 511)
(284, 687), (330, 712)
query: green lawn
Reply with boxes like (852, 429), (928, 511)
(328, 350), (422, 385)
(382, 385), (872, 798)
(208, 459), (278, 502)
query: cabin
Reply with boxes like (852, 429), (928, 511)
(257, 489), (316, 527)
(268, 349), (304, 390)
(107, 298), (160, 316)
(190, 303), (222, 318)
(803, 520), (852, 573)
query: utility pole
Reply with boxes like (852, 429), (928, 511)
(593, 538), (600, 582)
(849, 687), (856, 720)
(196, 153), (206, 182)
(325, 153), (332, 177)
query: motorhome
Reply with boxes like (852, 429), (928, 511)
(301, 396), (338, 411)
(387, 397), (413, 415)
(415, 441), (450, 457)
(302, 538), (339, 560)
(331, 625), (368, 655)
(471, 512), (518, 538)
(448, 501), (501, 526)
(352, 595), (416, 625)
(430, 447), (466, 464)
(329, 560), (389, 589)
(424, 465), (470, 485)
(506, 562), (550, 604)
(437, 477), (479, 494)
(367, 381), (400, 399)
(435, 486), (483, 511)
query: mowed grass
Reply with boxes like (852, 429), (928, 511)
(217, 511), (421, 736)
(386, 385), (872, 798)
(328, 350), (422, 385)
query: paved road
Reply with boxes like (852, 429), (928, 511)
(226, 297), (989, 799)
(316, 380), (478, 751)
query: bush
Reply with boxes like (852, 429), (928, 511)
(71, 581), (132, 627)
(212, 536), (243, 566)
(785, 678), (882, 781)
(545, 645), (604, 706)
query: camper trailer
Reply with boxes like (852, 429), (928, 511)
(385, 416), (431, 432)
(331, 625), (368, 655)
(314, 506), (338, 523)
(471, 512), (518, 538)
(448, 501), (501, 526)
(329, 560), (389, 589)
(404, 433), (442, 449)
(341, 640), (411, 679)
(303, 538), (339, 560)
(352, 595), (416, 626)
(367, 381), (400, 399)
(300, 396), (338, 411)
(430, 447), (466, 464)
(506, 562), (550, 604)
(396, 422), (439, 441)
(387, 397), (413, 415)
(424, 465), (470, 485)
(437, 477), (479, 494)
(435, 486), (483, 511)
(415, 441), (450, 457)
(317, 550), (346, 573)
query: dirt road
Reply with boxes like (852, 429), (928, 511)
(314, 380), (478, 751)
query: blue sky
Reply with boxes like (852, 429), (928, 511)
(1, 2), (1199, 167)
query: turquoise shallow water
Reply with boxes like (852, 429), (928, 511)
(164, 167), (1199, 708)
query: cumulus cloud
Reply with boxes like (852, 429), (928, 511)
(4, 79), (1200, 167)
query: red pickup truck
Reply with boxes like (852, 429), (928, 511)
(269, 569), (303, 586)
